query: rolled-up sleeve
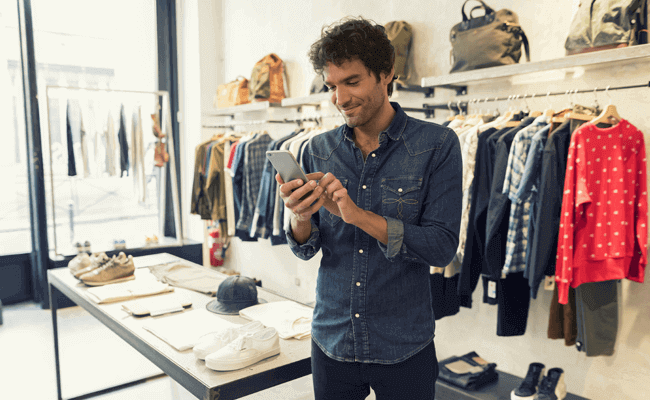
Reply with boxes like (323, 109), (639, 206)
(377, 216), (404, 260)
(399, 131), (463, 266)
(286, 219), (322, 260)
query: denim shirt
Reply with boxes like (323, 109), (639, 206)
(287, 102), (462, 364)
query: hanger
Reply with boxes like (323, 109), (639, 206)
(453, 101), (465, 120)
(446, 102), (455, 121)
(590, 86), (621, 126)
(502, 96), (520, 127)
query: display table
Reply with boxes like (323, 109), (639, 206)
(47, 254), (312, 400)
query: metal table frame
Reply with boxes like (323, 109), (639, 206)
(48, 256), (312, 400)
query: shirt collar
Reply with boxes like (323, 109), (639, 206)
(342, 102), (408, 142)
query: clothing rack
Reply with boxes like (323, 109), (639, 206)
(202, 113), (344, 129)
(424, 81), (650, 116)
(44, 85), (183, 256)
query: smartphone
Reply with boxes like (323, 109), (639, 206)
(266, 150), (313, 200)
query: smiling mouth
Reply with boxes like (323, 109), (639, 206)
(342, 106), (358, 115)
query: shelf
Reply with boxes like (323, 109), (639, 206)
(205, 101), (280, 116)
(421, 44), (650, 88)
(281, 92), (332, 108)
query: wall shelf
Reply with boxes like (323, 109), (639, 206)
(205, 101), (280, 116)
(421, 44), (650, 88)
(281, 92), (331, 108)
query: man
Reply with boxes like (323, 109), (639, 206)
(277, 17), (462, 399)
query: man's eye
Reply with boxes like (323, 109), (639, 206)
(348, 81), (358, 86)
(327, 86), (335, 91)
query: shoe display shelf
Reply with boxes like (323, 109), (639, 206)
(435, 369), (588, 400)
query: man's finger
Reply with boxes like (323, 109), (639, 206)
(306, 172), (325, 181)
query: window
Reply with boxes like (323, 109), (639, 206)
(0, 2), (31, 256)
(28, 0), (180, 256)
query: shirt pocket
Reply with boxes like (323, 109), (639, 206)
(381, 176), (422, 224)
(320, 178), (348, 228)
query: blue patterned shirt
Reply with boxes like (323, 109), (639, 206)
(501, 116), (549, 274)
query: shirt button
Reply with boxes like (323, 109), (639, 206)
(371, 153), (376, 157)
(398, 188), (403, 193)
(358, 249), (363, 254)
(362, 185), (367, 189)
(356, 282), (361, 286)
(355, 313), (360, 318)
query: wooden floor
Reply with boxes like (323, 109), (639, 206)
(0, 301), (328, 400)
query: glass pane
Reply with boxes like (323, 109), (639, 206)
(30, 0), (178, 257)
(0, 2), (32, 256)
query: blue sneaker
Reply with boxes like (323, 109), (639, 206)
(512, 362), (545, 400)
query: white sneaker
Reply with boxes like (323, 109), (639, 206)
(205, 327), (280, 371)
(193, 320), (265, 360)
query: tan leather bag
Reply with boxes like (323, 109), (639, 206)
(215, 77), (250, 109)
(449, 0), (529, 73)
(248, 53), (288, 103)
(385, 21), (413, 85)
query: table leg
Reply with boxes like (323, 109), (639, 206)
(49, 283), (63, 400)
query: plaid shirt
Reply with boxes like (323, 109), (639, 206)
(501, 116), (549, 274)
(236, 133), (273, 232)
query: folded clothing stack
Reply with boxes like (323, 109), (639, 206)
(438, 351), (498, 391)
(239, 300), (313, 339)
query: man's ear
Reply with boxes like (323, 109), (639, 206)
(382, 67), (395, 85)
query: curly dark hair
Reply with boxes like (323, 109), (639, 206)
(308, 16), (396, 96)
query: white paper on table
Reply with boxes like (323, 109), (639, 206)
(143, 309), (239, 351)
(122, 293), (191, 317)
(133, 253), (181, 269)
(239, 301), (313, 339)
(85, 269), (173, 304)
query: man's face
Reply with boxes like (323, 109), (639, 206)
(324, 59), (390, 129)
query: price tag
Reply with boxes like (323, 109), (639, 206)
(488, 280), (497, 298)
(544, 276), (555, 291)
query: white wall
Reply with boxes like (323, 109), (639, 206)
(180, 1), (650, 398)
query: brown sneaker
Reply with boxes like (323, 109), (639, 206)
(73, 253), (111, 279)
(80, 253), (135, 286)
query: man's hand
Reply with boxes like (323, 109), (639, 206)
(276, 172), (325, 222)
(318, 172), (362, 225)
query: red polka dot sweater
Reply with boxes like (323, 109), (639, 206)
(556, 120), (647, 305)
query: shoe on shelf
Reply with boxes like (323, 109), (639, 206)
(535, 368), (566, 400)
(84, 240), (91, 253)
(113, 239), (126, 250)
(80, 252), (135, 286)
(75, 242), (84, 254)
(73, 253), (111, 279)
(193, 320), (265, 360)
(205, 327), (280, 371)
(512, 362), (545, 400)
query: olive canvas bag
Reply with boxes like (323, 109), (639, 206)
(449, 0), (530, 73)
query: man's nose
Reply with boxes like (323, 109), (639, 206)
(335, 87), (351, 108)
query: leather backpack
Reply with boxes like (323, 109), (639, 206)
(449, 0), (530, 73)
(248, 53), (289, 103)
(385, 21), (413, 85)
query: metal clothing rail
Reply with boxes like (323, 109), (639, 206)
(44, 85), (183, 256)
(202, 113), (344, 128)
(425, 81), (650, 116)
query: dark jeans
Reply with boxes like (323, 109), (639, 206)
(311, 339), (439, 400)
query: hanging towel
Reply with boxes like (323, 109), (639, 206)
(66, 101), (77, 177)
(79, 110), (90, 178)
(132, 107), (146, 201)
(117, 104), (130, 177)
(105, 112), (117, 176)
